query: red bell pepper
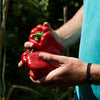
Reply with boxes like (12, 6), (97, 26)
(21, 49), (30, 65)
(29, 69), (52, 80)
(21, 50), (57, 79)
(20, 24), (64, 79)
(27, 51), (56, 71)
(29, 24), (64, 54)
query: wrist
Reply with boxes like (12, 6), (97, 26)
(53, 30), (65, 47)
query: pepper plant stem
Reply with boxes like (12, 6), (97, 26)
(0, 0), (9, 99)
(0, 0), (3, 99)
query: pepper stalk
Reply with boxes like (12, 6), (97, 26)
(31, 31), (43, 41)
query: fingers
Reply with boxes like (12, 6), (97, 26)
(24, 41), (34, 49)
(18, 42), (34, 67)
(43, 22), (50, 27)
(24, 22), (52, 49)
(29, 73), (55, 87)
(30, 76), (41, 84)
(43, 22), (52, 31)
(29, 67), (64, 87)
(18, 60), (24, 67)
(39, 52), (66, 64)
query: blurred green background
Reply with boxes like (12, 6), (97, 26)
(1, 0), (82, 100)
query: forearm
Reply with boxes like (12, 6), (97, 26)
(55, 6), (83, 47)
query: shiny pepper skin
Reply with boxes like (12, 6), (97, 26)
(21, 49), (30, 65)
(27, 51), (56, 71)
(21, 50), (57, 79)
(29, 69), (52, 80)
(20, 24), (64, 80)
(29, 24), (64, 54)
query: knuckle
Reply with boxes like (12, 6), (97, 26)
(47, 55), (54, 62)
(24, 42), (29, 47)
(24, 42), (27, 47)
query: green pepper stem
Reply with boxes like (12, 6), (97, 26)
(31, 31), (43, 41)
(28, 49), (34, 55)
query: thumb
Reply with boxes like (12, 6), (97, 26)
(43, 22), (50, 27)
(43, 22), (52, 30)
(39, 52), (65, 64)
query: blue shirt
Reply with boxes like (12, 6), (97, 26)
(76, 0), (100, 100)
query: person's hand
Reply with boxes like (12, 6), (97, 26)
(29, 52), (87, 87)
(18, 22), (50, 67)
(18, 22), (61, 67)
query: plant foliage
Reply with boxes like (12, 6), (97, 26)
(2, 0), (83, 100)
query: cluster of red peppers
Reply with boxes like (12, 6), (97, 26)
(20, 24), (64, 79)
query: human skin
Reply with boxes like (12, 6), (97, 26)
(18, 6), (83, 68)
(18, 6), (100, 87)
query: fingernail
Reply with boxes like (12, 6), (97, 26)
(18, 63), (21, 68)
(29, 76), (32, 80)
(18, 61), (23, 67)
(18, 63), (20, 67)
(30, 43), (34, 47)
(39, 53), (44, 56)
(39, 53), (45, 58)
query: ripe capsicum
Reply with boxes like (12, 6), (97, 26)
(21, 50), (57, 79)
(29, 24), (64, 54)
(29, 69), (52, 80)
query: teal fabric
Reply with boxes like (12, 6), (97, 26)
(76, 0), (100, 100)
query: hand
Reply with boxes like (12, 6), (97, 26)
(18, 22), (51, 67)
(18, 22), (60, 67)
(30, 52), (87, 87)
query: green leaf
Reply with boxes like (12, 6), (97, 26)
(32, 0), (49, 11)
